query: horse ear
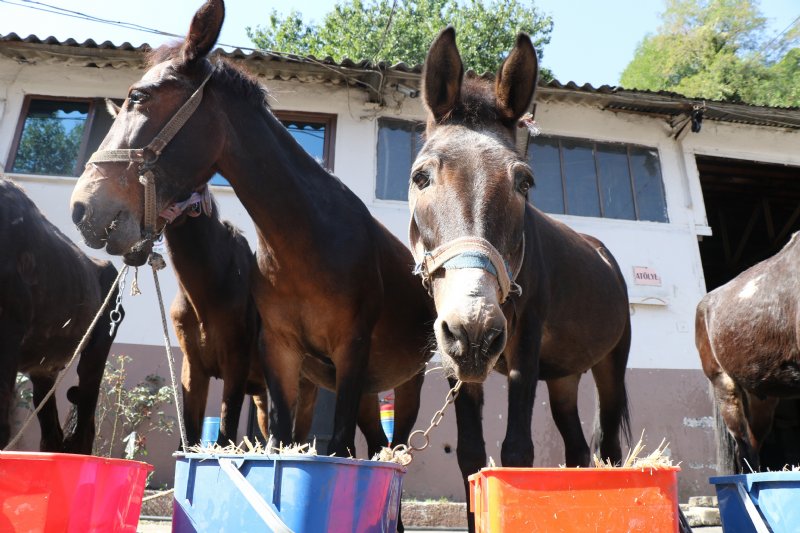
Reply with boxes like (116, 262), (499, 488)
(180, 0), (225, 66)
(105, 99), (120, 118)
(422, 27), (464, 122)
(495, 33), (538, 124)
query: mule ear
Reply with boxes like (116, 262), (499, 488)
(422, 27), (463, 122)
(105, 99), (120, 118)
(180, 0), (225, 66)
(495, 33), (538, 124)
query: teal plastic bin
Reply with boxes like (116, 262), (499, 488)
(710, 472), (800, 533)
(172, 453), (405, 532)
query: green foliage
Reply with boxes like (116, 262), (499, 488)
(93, 355), (175, 460)
(247, 0), (554, 76)
(620, 0), (800, 106)
(12, 117), (84, 175)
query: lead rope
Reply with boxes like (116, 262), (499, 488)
(389, 379), (463, 464)
(148, 253), (188, 451)
(4, 265), (129, 451)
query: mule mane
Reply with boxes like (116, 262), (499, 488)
(445, 74), (503, 130)
(146, 44), (270, 111)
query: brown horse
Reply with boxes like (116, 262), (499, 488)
(69, 0), (430, 460)
(162, 187), (397, 455)
(155, 187), (269, 446)
(411, 29), (632, 528)
(1, 179), (122, 453)
(697, 231), (800, 473)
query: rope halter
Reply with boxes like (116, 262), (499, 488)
(408, 195), (525, 303)
(86, 67), (215, 243)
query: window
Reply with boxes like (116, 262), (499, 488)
(527, 135), (668, 222)
(8, 96), (119, 177)
(210, 111), (336, 186)
(375, 118), (424, 201)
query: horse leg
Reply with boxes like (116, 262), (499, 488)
(251, 392), (270, 440)
(451, 378), (486, 533)
(546, 375), (590, 466)
(0, 323), (23, 449)
(327, 332), (372, 457)
(357, 393), (388, 458)
(500, 330), (539, 467)
(392, 371), (425, 448)
(293, 376), (318, 443)
(262, 333), (302, 447)
(589, 323), (632, 464)
(712, 372), (759, 471)
(181, 353), (210, 447)
(746, 392), (779, 468)
(30, 373), (63, 452)
(219, 372), (246, 446)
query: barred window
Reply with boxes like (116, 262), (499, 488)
(375, 118), (424, 201)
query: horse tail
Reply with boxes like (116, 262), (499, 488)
(712, 383), (738, 475)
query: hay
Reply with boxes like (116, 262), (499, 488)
(374, 446), (413, 466)
(185, 436), (318, 456)
(592, 431), (676, 470)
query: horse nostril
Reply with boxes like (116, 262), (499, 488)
(441, 320), (468, 354)
(485, 327), (507, 357)
(71, 202), (87, 225)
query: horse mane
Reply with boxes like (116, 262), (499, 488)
(146, 44), (270, 112)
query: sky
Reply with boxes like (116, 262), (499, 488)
(0, 0), (796, 86)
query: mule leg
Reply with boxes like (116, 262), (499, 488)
(181, 354), (210, 447)
(501, 336), (539, 467)
(219, 375), (246, 446)
(293, 376), (318, 443)
(546, 375), (590, 466)
(452, 378), (486, 533)
(30, 373), (63, 452)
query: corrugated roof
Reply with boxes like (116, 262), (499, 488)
(3, 32), (800, 131)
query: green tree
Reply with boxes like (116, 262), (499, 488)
(620, 0), (800, 106)
(247, 0), (554, 76)
(12, 117), (84, 175)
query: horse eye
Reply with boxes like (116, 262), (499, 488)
(518, 179), (532, 195)
(412, 170), (431, 189)
(128, 90), (149, 105)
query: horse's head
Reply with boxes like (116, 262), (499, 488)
(410, 28), (538, 382)
(70, 0), (226, 265)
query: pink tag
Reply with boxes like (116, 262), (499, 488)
(633, 266), (662, 286)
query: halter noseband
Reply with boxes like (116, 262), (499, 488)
(408, 195), (525, 303)
(86, 68), (215, 247)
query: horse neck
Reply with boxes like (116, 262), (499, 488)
(215, 103), (358, 259)
(164, 213), (232, 296)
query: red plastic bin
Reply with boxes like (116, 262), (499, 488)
(469, 466), (680, 533)
(0, 452), (152, 533)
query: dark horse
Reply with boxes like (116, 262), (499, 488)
(410, 29), (632, 528)
(69, 0), (429, 460)
(1, 179), (121, 453)
(156, 186), (269, 446)
(697, 231), (800, 473)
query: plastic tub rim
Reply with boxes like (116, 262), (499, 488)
(174, 451), (407, 473)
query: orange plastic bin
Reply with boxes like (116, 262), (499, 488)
(469, 467), (680, 533)
(0, 452), (153, 533)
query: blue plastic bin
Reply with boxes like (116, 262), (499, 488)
(710, 472), (800, 533)
(172, 452), (406, 532)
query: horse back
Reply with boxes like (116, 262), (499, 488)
(697, 235), (800, 395)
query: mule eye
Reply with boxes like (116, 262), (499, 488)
(518, 179), (532, 195)
(412, 170), (431, 189)
(128, 90), (149, 105)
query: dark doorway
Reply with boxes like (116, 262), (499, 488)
(696, 154), (800, 469)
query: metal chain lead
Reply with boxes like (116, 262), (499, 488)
(108, 265), (129, 336)
(392, 379), (463, 462)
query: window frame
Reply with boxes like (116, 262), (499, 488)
(374, 116), (425, 203)
(6, 95), (101, 177)
(274, 110), (337, 171)
(529, 134), (669, 223)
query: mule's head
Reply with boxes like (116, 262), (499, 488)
(70, 0), (226, 265)
(410, 28), (538, 382)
